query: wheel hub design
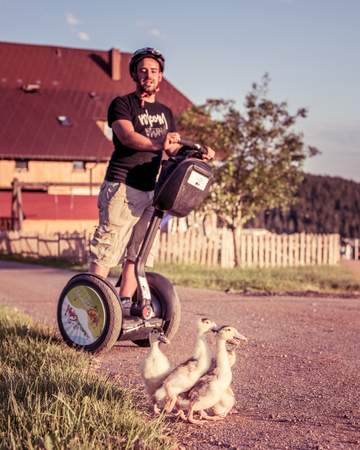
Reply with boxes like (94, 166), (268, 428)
(61, 285), (106, 346)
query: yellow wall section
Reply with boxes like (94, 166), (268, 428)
(22, 220), (98, 233)
(0, 160), (107, 192)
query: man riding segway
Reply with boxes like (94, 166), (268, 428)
(89, 47), (214, 314)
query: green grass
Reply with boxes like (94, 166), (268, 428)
(114, 263), (360, 295)
(1, 253), (360, 295)
(0, 305), (175, 450)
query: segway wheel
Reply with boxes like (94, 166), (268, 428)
(57, 273), (122, 353)
(132, 272), (181, 347)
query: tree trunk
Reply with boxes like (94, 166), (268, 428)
(231, 227), (239, 267)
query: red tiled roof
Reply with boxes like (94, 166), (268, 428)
(0, 191), (98, 220)
(0, 41), (192, 161)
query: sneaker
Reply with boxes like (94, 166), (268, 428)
(120, 297), (132, 317)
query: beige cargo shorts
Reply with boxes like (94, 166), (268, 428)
(89, 181), (154, 268)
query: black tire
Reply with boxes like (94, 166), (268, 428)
(132, 272), (181, 347)
(57, 273), (122, 354)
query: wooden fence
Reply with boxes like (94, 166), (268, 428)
(0, 230), (340, 268)
(0, 231), (89, 264)
(156, 229), (340, 267)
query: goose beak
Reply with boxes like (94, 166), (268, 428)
(228, 332), (248, 345)
(159, 334), (170, 344)
(211, 325), (220, 333)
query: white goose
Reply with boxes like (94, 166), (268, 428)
(141, 328), (171, 413)
(178, 325), (247, 425)
(176, 342), (239, 421)
(210, 345), (237, 418)
(154, 317), (217, 413)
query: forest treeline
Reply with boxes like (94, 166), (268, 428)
(245, 174), (360, 238)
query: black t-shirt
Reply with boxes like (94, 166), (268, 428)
(105, 93), (176, 191)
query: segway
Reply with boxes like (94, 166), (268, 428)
(57, 140), (213, 353)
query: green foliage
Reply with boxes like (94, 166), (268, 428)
(178, 74), (318, 230)
(247, 173), (360, 237)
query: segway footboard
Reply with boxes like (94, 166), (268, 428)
(123, 271), (181, 347)
(57, 273), (122, 353)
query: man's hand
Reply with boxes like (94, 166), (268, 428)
(202, 146), (215, 161)
(163, 132), (181, 156)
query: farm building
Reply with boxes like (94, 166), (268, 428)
(0, 41), (192, 232)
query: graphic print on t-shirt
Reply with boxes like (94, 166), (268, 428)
(105, 93), (176, 190)
(138, 109), (169, 139)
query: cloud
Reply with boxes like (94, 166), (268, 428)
(136, 19), (164, 39)
(149, 28), (161, 37)
(77, 31), (90, 41)
(65, 13), (90, 42)
(65, 13), (80, 26)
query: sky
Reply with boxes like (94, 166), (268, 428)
(1, 0), (359, 181)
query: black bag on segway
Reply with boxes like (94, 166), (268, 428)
(154, 157), (213, 217)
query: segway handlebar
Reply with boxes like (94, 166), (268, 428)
(176, 139), (208, 160)
(179, 138), (202, 150)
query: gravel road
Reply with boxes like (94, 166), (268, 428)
(0, 260), (359, 450)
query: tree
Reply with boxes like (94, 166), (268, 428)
(178, 74), (319, 265)
(251, 174), (360, 238)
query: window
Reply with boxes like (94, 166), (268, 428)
(21, 83), (40, 93)
(88, 91), (102, 100)
(15, 160), (29, 171)
(73, 161), (86, 172)
(57, 115), (73, 127)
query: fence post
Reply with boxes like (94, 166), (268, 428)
(220, 228), (234, 268)
(11, 178), (24, 231)
(282, 234), (288, 267)
(240, 232), (246, 267)
(328, 234), (334, 264)
(331, 234), (340, 264)
(258, 234), (264, 267)
(252, 234), (258, 267)
(245, 233), (251, 267)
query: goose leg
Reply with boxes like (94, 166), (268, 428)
(165, 397), (177, 413)
(199, 410), (214, 420)
(199, 410), (226, 421)
(188, 405), (203, 425)
(201, 413), (225, 422)
(174, 409), (187, 421)
(163, 383), (177, 413)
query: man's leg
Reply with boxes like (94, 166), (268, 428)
(89, 182), (136, 282)
(89, 262), (110, 278)
(119, 260), (137, 298)
(119, 189), (154, 301)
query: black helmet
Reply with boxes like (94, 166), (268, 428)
(129, 47), (165, 80)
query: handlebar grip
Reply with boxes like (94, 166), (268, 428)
(179, 139), (205, 153)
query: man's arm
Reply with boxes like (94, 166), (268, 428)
(112, 119), (163, 151)
(112, 119), (181, 154)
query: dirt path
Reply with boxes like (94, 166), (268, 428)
(1, 260), (360, 449)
